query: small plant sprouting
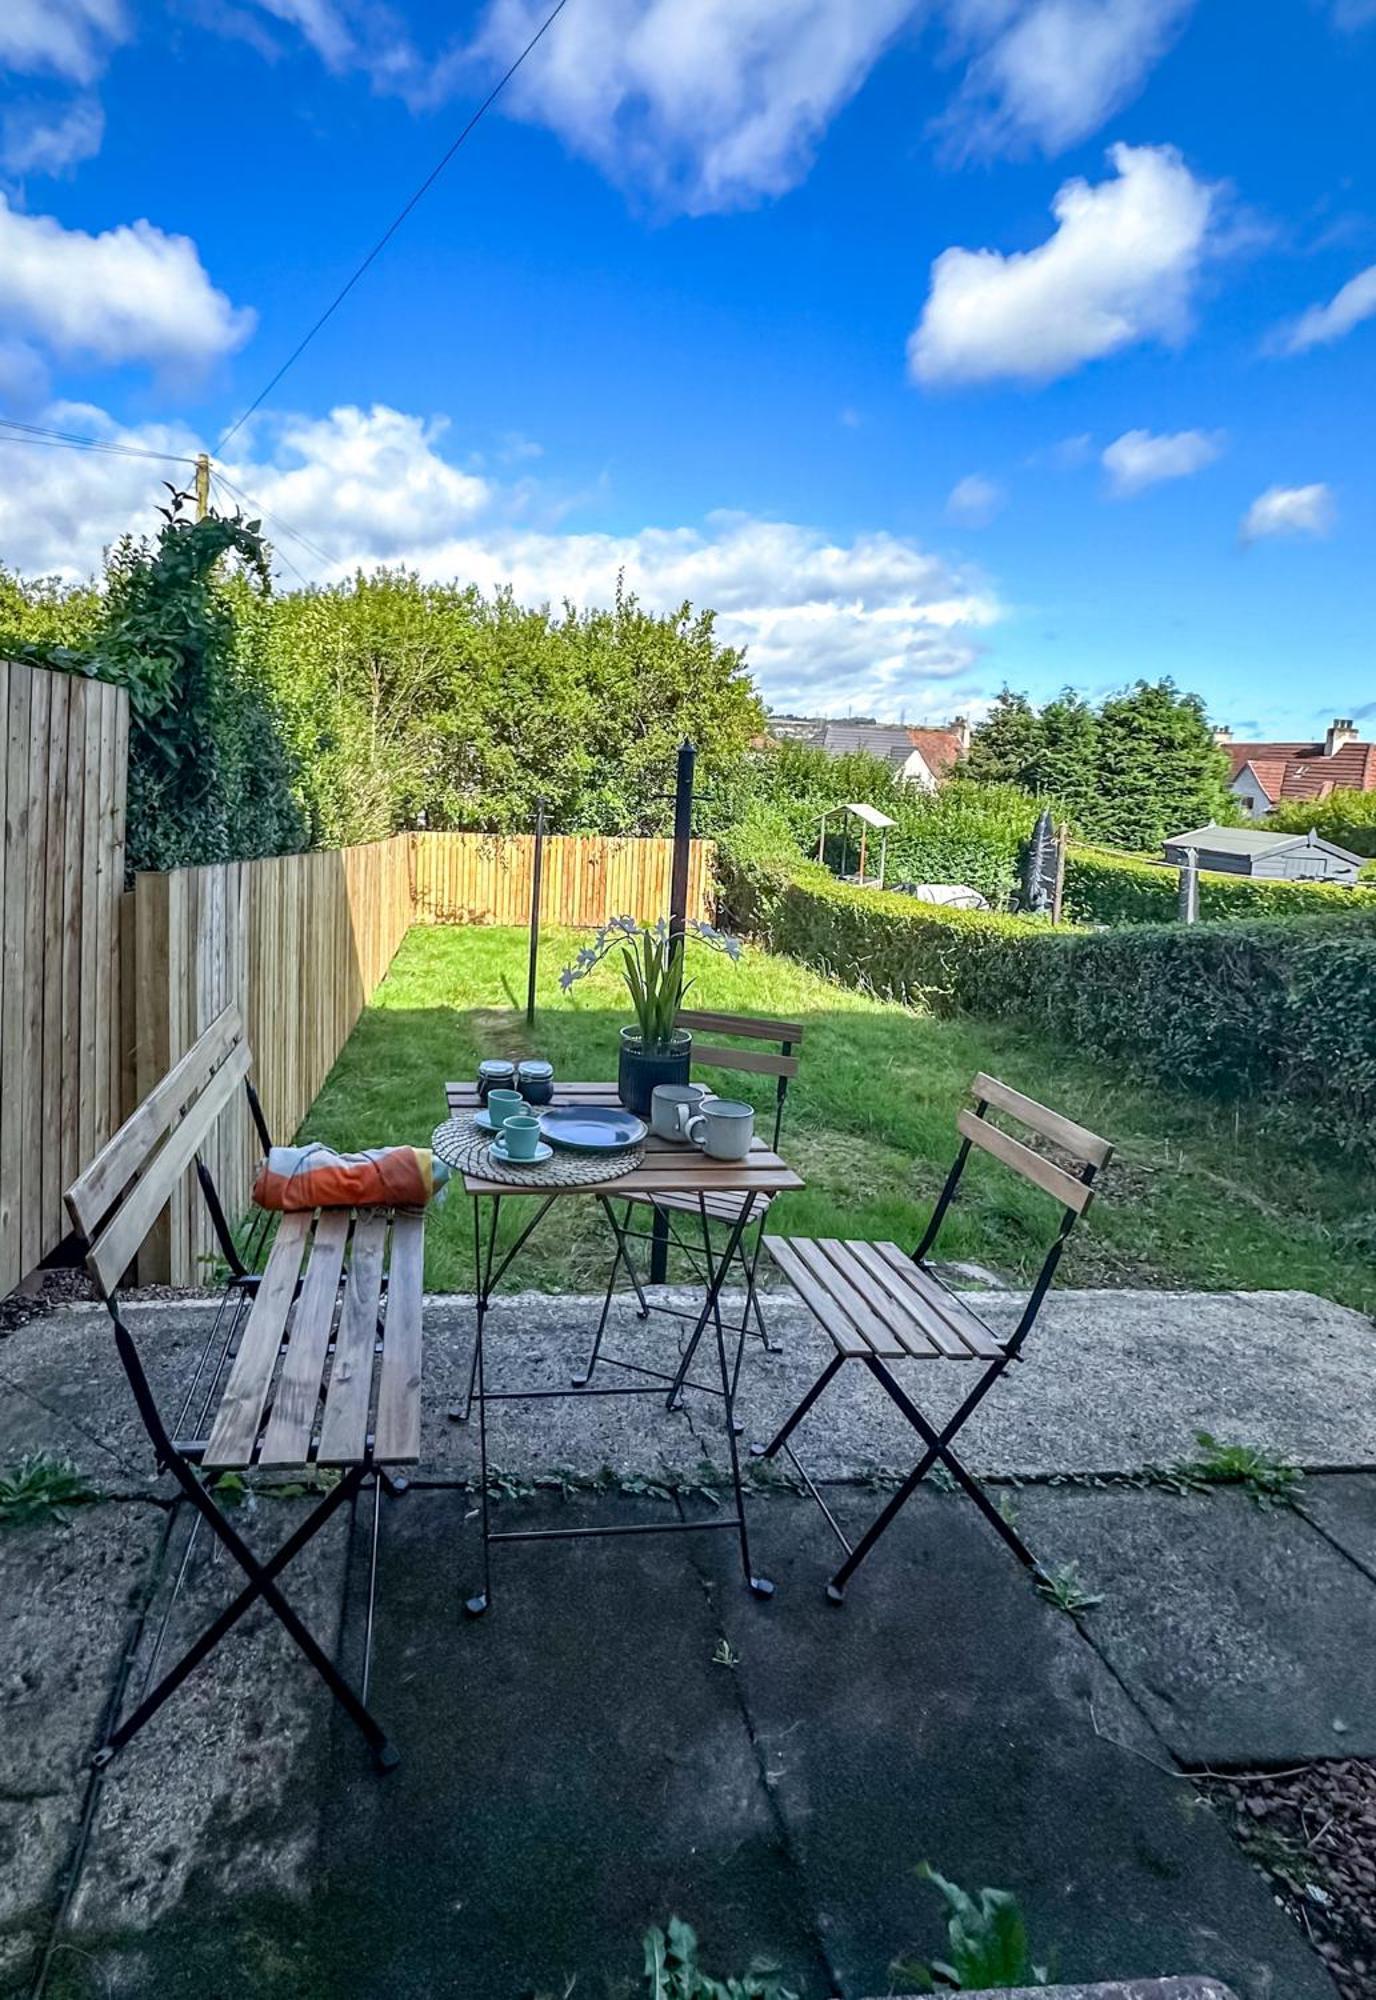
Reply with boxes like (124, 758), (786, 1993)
(712, 1639), (739, 1670)
(0, 1454), (98, 1527)
(641, 1917), (797, 1999)
(1034, 1562), (1103, 1615)
(891, 1863), (1050, 1991)
(1166, 1431), (1303, 1509)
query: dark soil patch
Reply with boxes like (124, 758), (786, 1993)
(1203, 1760), (1376, 1999)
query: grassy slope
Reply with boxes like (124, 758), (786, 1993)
(302, 926), (1376, 1310)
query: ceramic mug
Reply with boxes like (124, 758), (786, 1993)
(486, 1089), (526, 1131)
(650, 1082), (715, 1142)
(501, 1114), (542, 1161)
(684, 1098), (754, 1162)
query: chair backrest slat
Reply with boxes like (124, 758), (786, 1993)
(691, 1043), (799, 1080)
(67, 1007), (252, 1297)
(956, 1106), (1096, 1215)
(970, 1072), (1112, 1169)
(677, 1008), (804, 1046)
(66, 1004), (245, 1242)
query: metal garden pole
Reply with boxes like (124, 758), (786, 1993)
(652, 741), (696, 1283)
(526, 798), (546, 1028)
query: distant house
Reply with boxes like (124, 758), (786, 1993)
(1218, 718), (1376, 819)
(1163, 824), (1363, 885)
(765, 715), (970, 791)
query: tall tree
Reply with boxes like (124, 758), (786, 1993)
(1036, 690), (1099, 826)
(965, 689), (1044, 791)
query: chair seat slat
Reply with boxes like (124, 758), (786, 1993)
(761, 1237), (868, 1356)
(813, 1238), (942, 1357)
(257, 1209), (351, 1467)
(318, 1211), (388, 1464)
(374, 1211), (424, 1464)
(204, 1210), (313, 1468)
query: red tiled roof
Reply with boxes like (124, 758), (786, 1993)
(905, 728), (963, 777)
(1228, 738), (1376, 801)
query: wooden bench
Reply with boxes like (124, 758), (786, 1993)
(752, 1073), (1112, 1600)
(64, 1002), (423, 1772)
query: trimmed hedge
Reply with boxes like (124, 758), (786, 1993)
(715, 838), (1376, 1154)
(1063, 843), (1376, 926)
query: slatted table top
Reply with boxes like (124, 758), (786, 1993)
(444, 1080), (805, 1199)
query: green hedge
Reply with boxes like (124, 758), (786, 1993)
(1062, 843), (1376, 926)
(715, 837), (1376, 1153)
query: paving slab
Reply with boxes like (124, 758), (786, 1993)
(0, 1503), (165, 1993)
(698, 1492), (1333, 2000)
(1011, 1483), (1376, 1764)
(1295, 1472), (1376, 1578)
(63, 1488), (353, 1970)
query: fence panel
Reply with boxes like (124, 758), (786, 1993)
(411, 832), (713, 927)
(130, 837), (413, 1284)
(0, 663), (127, 1297)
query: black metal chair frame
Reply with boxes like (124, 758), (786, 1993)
(752, 1092), (1103, 1601)
(574, 1016), (799, 1413)
(70, 1057), (400, 1775)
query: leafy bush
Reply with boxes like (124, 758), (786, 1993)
(892, 1863), (1049, 1991)
(1266, 790), (1376, 860)
(1063, 843), (1376, 925)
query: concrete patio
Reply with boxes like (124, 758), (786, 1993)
(3, 1281), (1375, 1998)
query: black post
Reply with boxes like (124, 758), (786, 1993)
(526, 799), (546, 1030)
(652, 741), (696, 1283)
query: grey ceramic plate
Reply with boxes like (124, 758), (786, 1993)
(538, 1106), (646, 1152)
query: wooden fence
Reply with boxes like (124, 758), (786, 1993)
(129, 839), (413, 1283)
(413, 831), (712, 927)
(0, 663), (127, 1301)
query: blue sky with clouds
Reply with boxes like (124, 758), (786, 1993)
(1, 0), (1373, 732)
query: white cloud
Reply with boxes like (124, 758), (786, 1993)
(1273, 263), (1376, 355)
(1101, 426), (1223, 495)
(939, 0), (1192, 160)
(1239, 484), (1335, 544)
(0, 0), (126, 86)
(946, 473), (1007, 524)
(0, 401), (1001, 718)
(467, 0), (917, 213)
(0, 195), (254, 374)
(2, 97), (105, 177)
(908, 142), (1218, 386)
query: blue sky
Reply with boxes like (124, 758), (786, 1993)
(1, 0), (1373, 733)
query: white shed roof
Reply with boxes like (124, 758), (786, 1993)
(840, 802), (896, 829)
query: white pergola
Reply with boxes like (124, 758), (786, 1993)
(815, 801), (896, 888)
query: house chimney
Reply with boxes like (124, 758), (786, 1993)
(1213, 725), (1232, 744)
(1325, 718), (1358, 756)
(952, 715), (971, 752)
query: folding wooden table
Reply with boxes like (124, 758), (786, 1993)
(443, 1080), (804, 1614)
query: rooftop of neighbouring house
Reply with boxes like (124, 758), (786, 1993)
(765, 714), (969, 776)
(1220, 717), (1376, 804)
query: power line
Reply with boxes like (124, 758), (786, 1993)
(213, 471), (336, 571)
(210, 471), (313, 588)
(0, 416), (196, 467)
(214, 0), (575, 455)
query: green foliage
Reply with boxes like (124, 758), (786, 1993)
(1266, 789), (1376, 859)
(641, 1918), (797, 2000)
(1062, 843), (1376, 925)
(0, 1454), (98, 1526)
(967, 680), (1235, 849)
(1034, 1563), (1104, 1614)
(0, 565), (102, 652)
(1167, 1432), (1303, 1508)
(892, 1864), (1049, 1991)
(559, 915), (741, 1049)
(262, 569), (763, 845)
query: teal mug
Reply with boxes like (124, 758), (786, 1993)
(502, 1114), (542, 1161)
(487, 1089), (525, 1131)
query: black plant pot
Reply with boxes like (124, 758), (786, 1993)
(617, 1027), (692, 1116)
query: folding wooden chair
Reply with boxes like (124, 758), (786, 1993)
(750, 1074), (1112, 1598)
(64, 1003), (423, 1772)
(574, 1008), (803, 1409)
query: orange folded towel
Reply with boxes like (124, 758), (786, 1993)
(252, 1143), (445, 1211)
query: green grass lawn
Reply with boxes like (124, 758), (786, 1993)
(301, 925), (1376, 1310)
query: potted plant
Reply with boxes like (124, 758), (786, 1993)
(560, 915), (741, 1115)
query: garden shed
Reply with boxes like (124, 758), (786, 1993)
(1162, 824), (1363, 885)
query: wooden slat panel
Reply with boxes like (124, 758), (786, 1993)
(87, 1040), (250, 1293)
(257, 1208), (351, 1467)
(811, 1237), (942, 1357)
(970, 1073), (1112, 1169)
(374, 1210), (424, 1463)
(786, 1236), (912, 1358)
(317, 1210), (387, 1463)
(868, 1243), (1005, 1359)
(760, 1236), (869, 1356)
(690, 1044), (798, 1079)
(20, 667), (49, 1278)
(40, 674), (69, 1266)
(0, 662), (22, 1288)
(203, 1209), (313, 1468)
(957, 1108), (1096, 1215)
(677, 1009), (804, 1044)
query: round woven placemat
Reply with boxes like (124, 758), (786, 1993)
(431, 1114), (644, 1189)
